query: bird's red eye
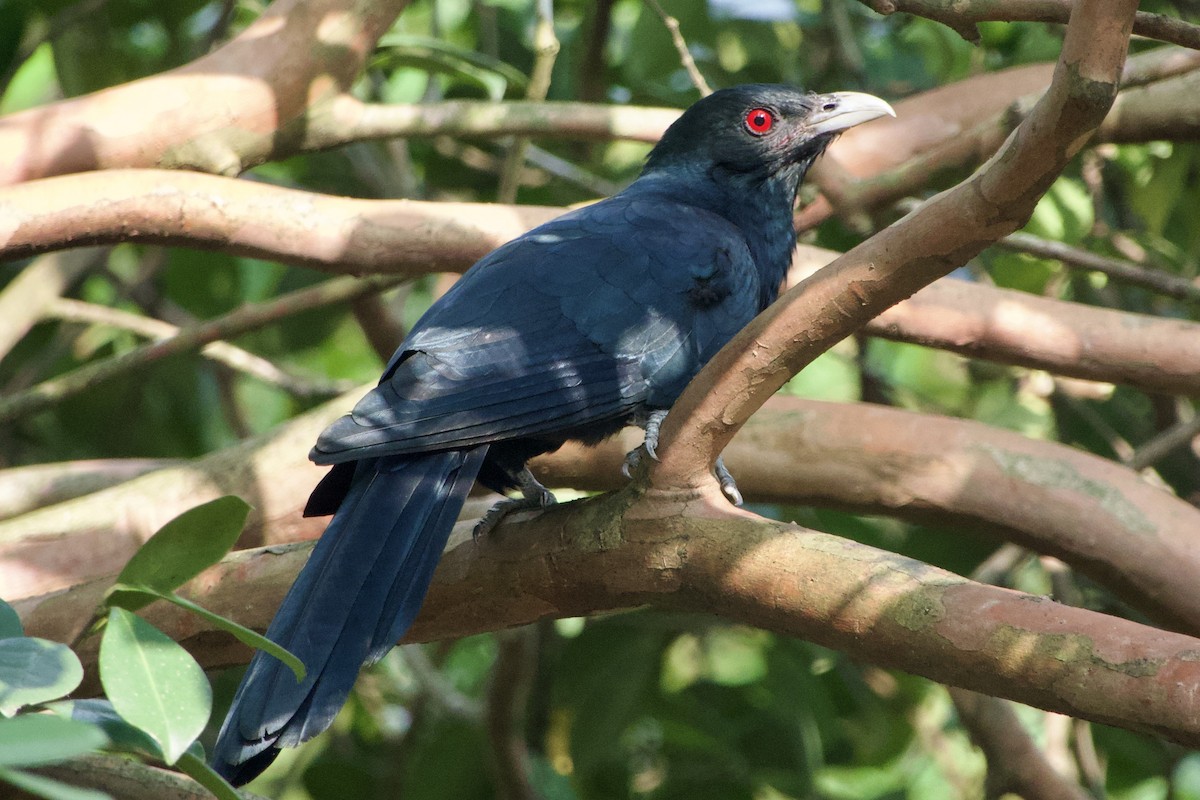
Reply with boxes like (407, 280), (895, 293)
(744, 108), (774, 135)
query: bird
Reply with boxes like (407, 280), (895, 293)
(212, 84), (894, 785)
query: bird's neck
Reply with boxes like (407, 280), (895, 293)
(637, 168), (802, 309)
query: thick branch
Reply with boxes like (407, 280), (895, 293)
(0, 459), (179, 522)
(7, 391), (1200, 642)
(4, 173), (1197, 398)
(653, 0), (1137, 491)
(0, 169), (561, 273)
(790, 245), (1200, 398)
(17, 493), (1200, 750)
(0, 0), (410, 184)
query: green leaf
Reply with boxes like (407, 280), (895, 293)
(0, 715), (108, 767)
(0, 638), (84, 716)
(0, 599), (23, 638)
(177, 751), (243, 800)
(108, 585), (304, 682)
(0, 766), (111, 800)
(48, 699), (208, 765)
(48, 699), (161, 759)
(98, 608), (210, 765)
(108, 496), (250, 611)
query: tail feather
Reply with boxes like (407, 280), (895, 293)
(212, 447), (486, 785)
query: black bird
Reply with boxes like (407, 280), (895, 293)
(212, 84), (893, 784)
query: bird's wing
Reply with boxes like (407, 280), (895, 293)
(312, 194), (760, 463)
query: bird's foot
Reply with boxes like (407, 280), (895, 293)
(622, 409), (669, 478)
(620, 410), (742, 507)
(715, 456), (743, 506)
(474, 468), (557, 539)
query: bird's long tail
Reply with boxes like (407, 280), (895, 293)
(212, 447), (487, 785)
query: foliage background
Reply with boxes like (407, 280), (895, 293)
(1, 0), (1198, 798)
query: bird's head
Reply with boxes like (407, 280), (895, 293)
(643, 84), (894, 187)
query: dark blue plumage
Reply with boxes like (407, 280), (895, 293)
(212, 84), (893, 785)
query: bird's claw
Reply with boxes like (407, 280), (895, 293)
(623, 409), (668, 478)
(474, 470), (557, 539)
(621, 410), (741, 506)
(715, 456), (743, 506)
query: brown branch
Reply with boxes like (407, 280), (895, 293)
(1129, 414), (1200, 471)
(643, 0), (712, 96)
(307, 96), (679, 151)
(0, 0), (410, 185)
(653, 0), (1137, 493)
(0, 248), (106, 360)
(485, 628), (541, 800)
(1100, 67), (1200, 143)
(17, 491), (1200, 750)
(862, 272), (1200, 397)
(0, 169), (562, 274)
(804, 47), (1200, 230)
(949, 689), (1091, 800)
(995, 232), (1200, 303)
(6, 172), (1197, 400)
(497, 1), (561, 204)
(856, 0), (1200, 50)
(8, 390), (1200, 641)
(0, 458), (180, 522)
(548, 397), (1200, 635)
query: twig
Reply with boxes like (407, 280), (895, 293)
(43, 298), (354, 398)
(0, 248), (107, 361)
(947, 547), (1092, 800)
(1129, 414), (1200, 471)
(523, 143), (623, 197)
(855, 0), (1200, 50)
(485, 628), (541, 800)
(0, 274), (406, 423)
(643, 0), (712, 96)
(399, 644), (484, 721)
(351, 293), (407, 364)
(325, 97), (678, 146)
(995, 232), (1200, 303)
(949, 688), (1091, 800)
(497, 0), (561, 203)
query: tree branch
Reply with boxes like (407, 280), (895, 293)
(0, 458), (180, 522)
(949, 689), (1090, 800)
(995, 232), (1200, 303)
(653, 0), (1138, 493)
(0, 169), (561, 273)
(0, 0), (411, 185)
(43, 298), (354, 399)
(4, 172), (1197, 399)
(855, 0), (1200, 50)
(8, 389), (1200, 641)
(17, 491), (1200, 750)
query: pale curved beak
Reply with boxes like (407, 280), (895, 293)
(807, 91), (896, 136)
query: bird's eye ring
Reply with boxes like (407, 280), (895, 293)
(744, 108), (774, 136)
